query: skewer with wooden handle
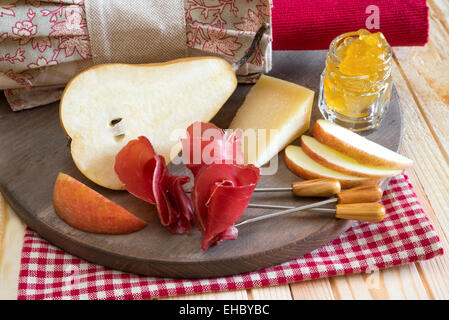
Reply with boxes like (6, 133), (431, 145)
(248, 184), (383, 209)
(237, 184), (385, 226)
(253, 178), (341, 197)
(235, 202), (386, 226)
(185, 178), (341, 197)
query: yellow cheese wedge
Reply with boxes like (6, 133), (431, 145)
(229, 75), (314, 167)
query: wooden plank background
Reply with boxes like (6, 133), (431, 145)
(0, 0), (448, 300)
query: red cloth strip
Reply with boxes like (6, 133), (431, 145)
(272, 0), (429, 50)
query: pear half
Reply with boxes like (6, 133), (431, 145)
(60, 57), (237, 190)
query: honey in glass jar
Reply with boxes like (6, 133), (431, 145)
(318, 29), (392, 131)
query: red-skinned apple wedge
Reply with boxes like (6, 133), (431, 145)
(312, 119), (413, 170)
(284, 145), (380, 189)
(53, 173), (147, 234)
(301, 135), (402, 178)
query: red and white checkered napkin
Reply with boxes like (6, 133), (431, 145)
(17, 173), (443, 300)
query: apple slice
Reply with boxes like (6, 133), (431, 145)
(284, 145), (380, 188)
(60, 57), (237, 190)
(312, 119), (413, 169)
(53, 173), (147, 234)
(301, 135), (402, 178)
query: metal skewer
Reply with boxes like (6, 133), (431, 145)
(235, 198), (338, 227)
(236, 184), (385, 226)
(253, 187), (294, 192)
(236, 201), (386, 226)
(185, 178), (385, 224)
(253, 178), (341, 197)
(248, 183), (383, 209)
(247, 203), (334, 211)
(185, 178), (342, 197)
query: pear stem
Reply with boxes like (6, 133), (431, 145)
(231, 22), (270, 72)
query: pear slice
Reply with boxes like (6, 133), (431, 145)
(60, 57), (237, 190)
(284, 145), (380, 188)
(301, 135), (402, 178)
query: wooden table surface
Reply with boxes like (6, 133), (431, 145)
(1, 0), (449, 300)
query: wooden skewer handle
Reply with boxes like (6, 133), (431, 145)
(291, 178), (341, 197)
(335, 203), (386, 222)
(336, 184), (383, 204)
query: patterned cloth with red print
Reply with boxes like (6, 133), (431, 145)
(0, 0), (272, 111)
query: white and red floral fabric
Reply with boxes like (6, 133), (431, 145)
(0, 1), (88, 86)
(0, 0), (272, 111)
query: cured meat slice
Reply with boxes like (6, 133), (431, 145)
(114, 136), (193, 233)
(191, 163), (260, 250)
(182, 122), (244, 176)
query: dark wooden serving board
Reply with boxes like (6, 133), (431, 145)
(0, 51), (402, 278)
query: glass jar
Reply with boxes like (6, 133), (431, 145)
(318, 29), (393, 131)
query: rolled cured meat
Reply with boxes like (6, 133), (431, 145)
(114, 136), (193, 234)
(191, 163), (260, 250)
(182, 122), (260, 250)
